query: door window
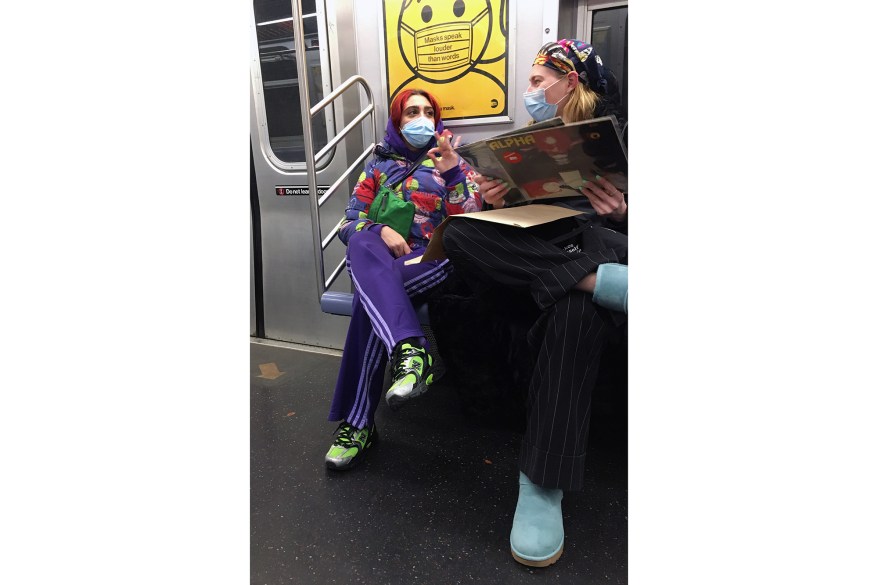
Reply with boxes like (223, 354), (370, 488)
(253, 0), (332, 165)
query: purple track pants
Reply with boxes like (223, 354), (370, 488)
(327, 229), (451, 429)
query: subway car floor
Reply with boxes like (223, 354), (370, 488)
(251, 339), (628, 584)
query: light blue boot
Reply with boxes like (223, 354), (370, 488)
(592, 263), (628, 314)
(510, 471), (564, 567)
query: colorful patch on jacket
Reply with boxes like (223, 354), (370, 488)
(410, 191), (440, 213)
(339, 150), (482, 247)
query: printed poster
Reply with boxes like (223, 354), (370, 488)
(383, 0), (509, 122)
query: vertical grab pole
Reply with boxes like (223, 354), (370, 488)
(290, 0), (325, 302)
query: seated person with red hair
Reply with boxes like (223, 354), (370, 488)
(324, 88), (482, 471)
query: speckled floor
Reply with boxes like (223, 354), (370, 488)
(251, 340), (627, 584)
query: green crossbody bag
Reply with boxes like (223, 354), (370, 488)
(366, 154), (425, 237)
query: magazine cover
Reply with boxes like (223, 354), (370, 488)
(457, 116), (627, 206)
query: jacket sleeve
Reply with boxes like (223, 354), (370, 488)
(338, 159), (387, 245)
(440, 157), (483, 216)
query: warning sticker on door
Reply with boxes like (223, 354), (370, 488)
(275, 186), (330, 196)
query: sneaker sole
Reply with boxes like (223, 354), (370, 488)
(385, 374), (433, 411)
(325, 455), (362, 471)
(324, 434), (375, 471)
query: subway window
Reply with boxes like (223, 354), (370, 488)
(590, 6), (627, 116)
(253, 0), (331, 165)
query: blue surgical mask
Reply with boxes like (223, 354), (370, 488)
(400, 117), (435, 149)
(523, 77), (566, 122)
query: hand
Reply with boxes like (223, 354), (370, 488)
(473, 174), (509, 208)
(574, 272), (597, 294)
(427, 130), (462, 174)
(580, 176), (627, 222)
(380, 225), (412, 258)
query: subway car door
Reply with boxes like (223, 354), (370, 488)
(250, 0), (364, 348)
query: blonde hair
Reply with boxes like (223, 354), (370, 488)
(560, 83), (601, 123)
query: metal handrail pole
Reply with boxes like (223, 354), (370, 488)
(296, 47), (377, 299)
(307, 74), (376, 298)
(324, 258), (347, 290)
(321, 218), (345, 251)
(291, 0), (326, 301)
(313, 105), (375, 164)
(317, 143), (375, 208)
(309, 74), (372, 116)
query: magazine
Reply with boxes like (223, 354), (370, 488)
(456, 116), (627, 206)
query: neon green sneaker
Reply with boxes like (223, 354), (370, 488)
(324, 422), (376, 471)
(385, 341), (433, 411)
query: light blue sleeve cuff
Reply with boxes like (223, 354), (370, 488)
(592, 263), (628, 314)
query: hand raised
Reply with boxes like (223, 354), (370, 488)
(427, 130), (461, 174)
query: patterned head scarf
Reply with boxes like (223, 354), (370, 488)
(532, 39), (608, 95)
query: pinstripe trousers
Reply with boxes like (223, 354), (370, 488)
(443, 216), (627, 491)
(327, 229), (452, 430)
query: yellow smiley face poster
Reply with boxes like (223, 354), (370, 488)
(383, 0), (509, 122)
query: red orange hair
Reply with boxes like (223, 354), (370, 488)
(389, 89), (442, 130)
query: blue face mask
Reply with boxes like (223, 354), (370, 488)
(400, 116), (435, 149)
(523, 77), (567, 122)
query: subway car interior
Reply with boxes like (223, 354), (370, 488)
(250, 1), (628, 582)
